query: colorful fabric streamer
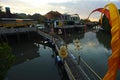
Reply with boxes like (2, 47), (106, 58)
(88, 3), (120, 80)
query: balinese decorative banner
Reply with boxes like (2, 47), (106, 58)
(88, 3), (120, 80)
(88, 8), (110, 20)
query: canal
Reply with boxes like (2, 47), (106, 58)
(4, 29), (120, 80)
(4, 34), (69, 80)
(61, 30), (120, 80)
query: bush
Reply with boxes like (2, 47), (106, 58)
(0, 43), (15, 80)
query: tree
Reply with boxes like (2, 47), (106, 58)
(102, 15), (111, 33)
(0, 6), (6, 18)
(12, 13), (28, 18)
(0, 6), (2, 12)
(0, 43), (15, 80)
(31, 13), (46, 23)
(102, 9), (120, 33)
(80, 19), (91, 24)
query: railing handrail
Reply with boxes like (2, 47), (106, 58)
(64, 61), (76, 80)
(68, 47), (102, 80)
(81, 58), (102, 80)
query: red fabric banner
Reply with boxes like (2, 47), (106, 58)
(88, 8), (110, 20)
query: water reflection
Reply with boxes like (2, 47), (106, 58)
(59, 31), (84, 44)
(62, 31), (120, 80)
(11, 42), (40, 65)
(5, 40), (62, 80)
(96, 31), (111, 50)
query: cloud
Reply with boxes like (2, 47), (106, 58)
(0, 0), (120, 20)
(48, 1), (103, 19)
(48, 0), (120, 20)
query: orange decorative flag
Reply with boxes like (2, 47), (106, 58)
(102, 3), (120, 80)
(88, 3), (120, 80)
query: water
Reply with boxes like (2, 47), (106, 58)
(65, 31), (120, 80)
(5, 30), (120, 80)
(5, 41), (63, 80)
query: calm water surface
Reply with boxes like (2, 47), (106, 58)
(5, 41), (62, 80)
(66, 31), (120, 80)
(5, 30), (120, 80)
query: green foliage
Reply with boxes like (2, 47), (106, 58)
(13, 13), (29, 19)
(0, 6), (6, 18)
(102, 15), (111, 32)
(80, 19), (91, 24)
(102, 9), (120, 33)
(0, 6), (46, 23)
(0, 43), (15, 80)
(31, 13), (46, 23)
(0, 7), (1, 11)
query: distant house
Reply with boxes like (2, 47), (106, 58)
(44, 11), (62, 20)
(62, 14), (71, 20)
(70, 14), (80, 24)
(44, 11), (81, 27)
(62, 14), (80, 25)
(44, 11), (62, 27)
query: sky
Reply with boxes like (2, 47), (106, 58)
(0, 0), (120, 21)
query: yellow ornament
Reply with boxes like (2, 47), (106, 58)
(59, 46), (68, 58)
